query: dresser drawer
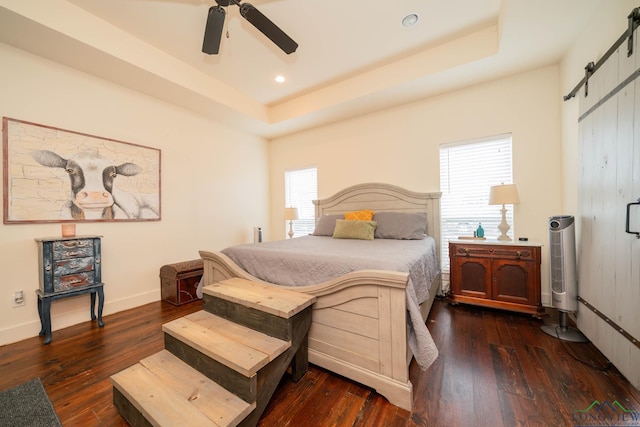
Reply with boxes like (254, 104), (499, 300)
(451, 245), (494, 257)
(452, 245), (537, 262)
(54, 256), (95, 276)
(490, 247), (536, 261)
(53, 239), (95, 259)
(54, 271), (95, 292)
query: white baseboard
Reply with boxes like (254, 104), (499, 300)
(541, 292), (552, 307)
(0, 289), (160, 346)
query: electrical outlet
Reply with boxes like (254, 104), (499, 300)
(12, 290), (25, 307)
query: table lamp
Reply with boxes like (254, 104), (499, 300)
(284, 207), (299, 239)
(489, 184), (519, 241)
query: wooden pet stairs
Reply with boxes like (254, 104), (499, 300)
(111, 278), (316, 427)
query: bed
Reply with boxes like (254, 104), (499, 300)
(199, 183), (441, 411)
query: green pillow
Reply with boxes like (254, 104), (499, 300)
(332, 220), (377, 240)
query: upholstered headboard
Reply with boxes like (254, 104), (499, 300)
(313, 183), (442, 263)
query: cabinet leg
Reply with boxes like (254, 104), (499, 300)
(533, 305), (548, 319)
(90, 289), (105, 327)
(447, 296), (459, 306)
(90, 292), (97, 321)
(90, 288), (105, 327)
(96, 287), (105, 328)
(39, 298), (52, 345)
(37, 296), (45, 336)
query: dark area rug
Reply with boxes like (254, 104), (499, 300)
(0, 378), (62, 427)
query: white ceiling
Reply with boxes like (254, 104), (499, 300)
(0, 0), (601, 138)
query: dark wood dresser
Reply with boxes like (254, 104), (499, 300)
(448, 240), (544, 317)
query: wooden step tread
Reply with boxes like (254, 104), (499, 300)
(203, 278), (316, 318)
(111, 350), (255, 427)
(162, 311), (290, 376)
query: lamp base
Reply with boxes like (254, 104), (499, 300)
(497, 205), (511, 241)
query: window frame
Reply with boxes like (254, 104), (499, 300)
(284, 166), (318, 238)
(439, 134), (515, 271)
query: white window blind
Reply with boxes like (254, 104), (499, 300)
(284, 166), (317, 238)
(439, 134), (514, 270)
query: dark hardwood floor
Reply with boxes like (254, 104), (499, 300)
(1, 297), (639, 426)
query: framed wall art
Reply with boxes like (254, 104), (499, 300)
(2, 117), (161, 223)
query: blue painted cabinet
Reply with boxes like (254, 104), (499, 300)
(35, 235), (105, 344)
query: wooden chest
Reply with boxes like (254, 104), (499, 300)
(160, 259), (203, 305)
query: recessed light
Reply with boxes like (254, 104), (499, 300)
(402, 13), (418, 27)
(275, 75), (286, 83)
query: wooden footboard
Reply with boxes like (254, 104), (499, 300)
(199, 250), (418, 410)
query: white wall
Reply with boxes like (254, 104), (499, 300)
(269, 65), (563, 305)
(0, 43), (269, 345)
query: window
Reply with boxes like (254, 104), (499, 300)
(439, 134), (514, 270)
(284, 166), (317, 238)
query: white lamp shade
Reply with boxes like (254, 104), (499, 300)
(489, 184), (520, 205)
(284, 207), (299, 220)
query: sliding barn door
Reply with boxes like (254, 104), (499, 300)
(576, 27), (640, 389)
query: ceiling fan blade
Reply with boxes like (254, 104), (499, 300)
(239, 3), (298, 54)
(202, 5), (226, 54)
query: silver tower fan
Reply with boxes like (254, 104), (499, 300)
(541, 215), (588, 342)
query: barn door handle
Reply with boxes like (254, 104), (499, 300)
(626, 198), (640, 238)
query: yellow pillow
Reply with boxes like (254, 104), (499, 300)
(344, 209), (374, 221)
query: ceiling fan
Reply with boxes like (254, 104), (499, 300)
(202, 0), (298, 55)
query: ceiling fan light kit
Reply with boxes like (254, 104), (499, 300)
(202, 0), (298, 55)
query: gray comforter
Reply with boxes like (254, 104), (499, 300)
(221, 235), (440, 370)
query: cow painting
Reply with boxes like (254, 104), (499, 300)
(31, 150), (160, 220)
